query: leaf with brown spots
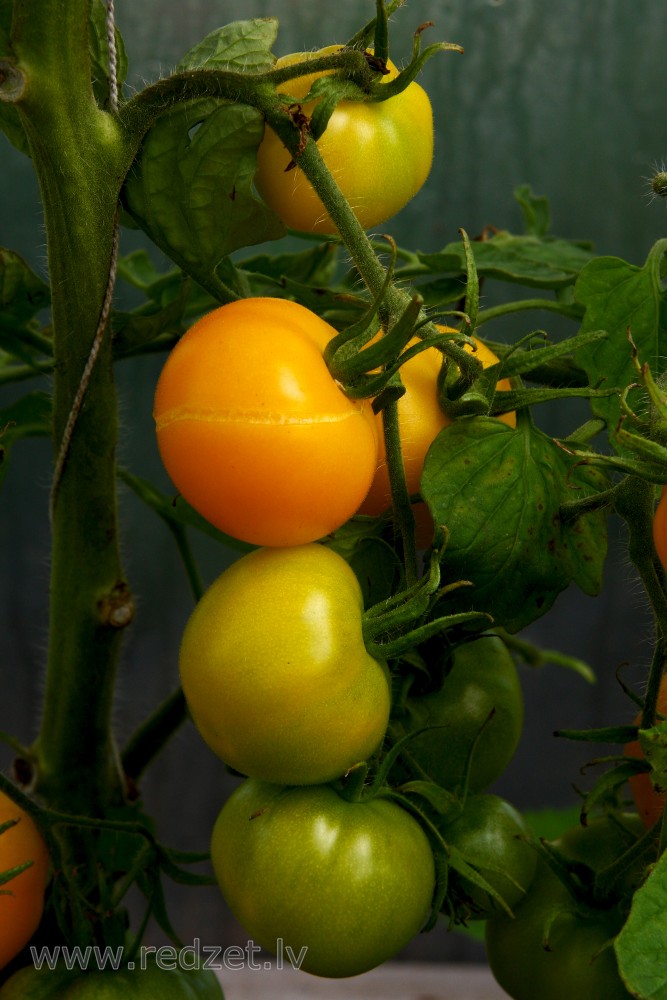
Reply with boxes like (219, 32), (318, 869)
(421, 415), (608, 632)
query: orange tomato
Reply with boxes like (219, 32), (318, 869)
(626, 674), (667, 830)
(0, 790), (49, 970)
(357, 328), (516, 544)
(153, 297), (379, 547)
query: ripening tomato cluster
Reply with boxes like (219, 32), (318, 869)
(152, 293), (529, 977)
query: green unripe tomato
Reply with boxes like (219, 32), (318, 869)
(440, 794), (537, 919)
(391, 635), (523, 793)
(485, 859), (632, 1000)
(211, 779), (436, 978)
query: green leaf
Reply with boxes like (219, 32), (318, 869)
(418, 232), (595, 290)
(574, 240), (667, 435)
(421, 416), (609, 632)
(412, 274), (466, 309)
(325, 519), (403, 607)
(0, 391), (51, 485)
(615, 846), (667, 998)
(0, 248), (51, 334)
(175, 18), (278, 73)
(124, 98), (285, 283)
(88, 0), (128, 108)
(124, 20), (284, 283)
(514, 183), (551, 237)
(240, 242), (340, 288)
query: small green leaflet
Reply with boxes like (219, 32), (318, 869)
(574, 239), (667, 436)
(175, 17), (279, 73)
(421, 416), (608, 633)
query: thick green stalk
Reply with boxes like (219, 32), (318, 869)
(9, 0), (133, 814)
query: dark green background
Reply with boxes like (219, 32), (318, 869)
(2, 0), (666, 967)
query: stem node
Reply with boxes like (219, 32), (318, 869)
(0, 59), (27, 102)
(98, 581), (134, 629)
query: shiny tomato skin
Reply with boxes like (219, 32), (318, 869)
(625, 672), (667, 830)
(210, 780), (436, 978)
(153, 297), (378, 547)
(357, 329), (515, 546)
(0, 791), (49, 971)
(254, 47), (433, 234)
(391, 635), (523, 794)
(179, 544), (391, 785)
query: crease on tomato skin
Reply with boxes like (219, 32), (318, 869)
(155, 404), (371, 429)
(152, 297), (380, 546)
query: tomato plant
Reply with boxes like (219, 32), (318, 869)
(0, 791), (49, 972)
(0, 958), (223, 999)
(390, 634), (524, 794)
(4, 2), (667, 996)
(439, 794), (537, 920)
(153, 297), (378, 547)
(210, 779), (436, 978)
(254, 46), (433, 234)
(179, 543), (391, 784)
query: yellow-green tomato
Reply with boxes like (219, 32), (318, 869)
(179, 544), (390, 785)
(254, 46), (433, 234)
(211, 780), (436, 978)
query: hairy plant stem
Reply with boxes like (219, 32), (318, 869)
(10, 0), (133, 816)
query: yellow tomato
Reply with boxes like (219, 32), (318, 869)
(255, 46), (433, 234)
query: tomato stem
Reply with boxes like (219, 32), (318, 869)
(381, 399), (419, 584)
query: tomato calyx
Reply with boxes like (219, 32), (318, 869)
(361, 546), (491, 660)
(534, 812), (653, 914)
